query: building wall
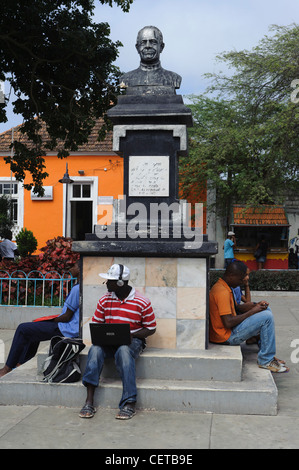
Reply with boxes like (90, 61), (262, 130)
(0, 153), (123, 250)
(234, 252), (289, 270)
(0, 151), (208, 252)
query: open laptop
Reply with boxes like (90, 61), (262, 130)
(89, 323), (131, 347)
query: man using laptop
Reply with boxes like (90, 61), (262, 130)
(79, 263), (156, 420)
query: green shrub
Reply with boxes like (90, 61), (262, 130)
(15, 228), (38, 257)
(249, 270), (299, 291)
(210, 269), (225, 289)
(210, 269), (299, 291)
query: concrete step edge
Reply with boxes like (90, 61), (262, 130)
(0, 362), (277, 415)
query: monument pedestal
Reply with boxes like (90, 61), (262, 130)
(72, 238), (217, 350)
(108, 93), (192, 220)
(72, 90), (218, 350)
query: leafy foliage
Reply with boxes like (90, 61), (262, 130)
(15, 228), (38, 257)
(0, 0), (133, 194)
(0, 236), (80, 304)
(38, 236), (80, 274)
(210, 268), (299, 292)
(0, 196), (14, 237)
(180, 24), (299, 223)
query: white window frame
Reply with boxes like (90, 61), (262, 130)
(62, 176), (98, 237)
(0, 177), (24, 237)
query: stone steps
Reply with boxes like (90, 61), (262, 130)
(37, 343), (243, 382)
(0, 344), (278, 415)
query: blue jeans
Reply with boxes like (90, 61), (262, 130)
(82, 338), (144, 409)
(226, 307), (276, 366)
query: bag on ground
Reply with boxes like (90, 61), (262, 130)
(42, 336), (85, 383)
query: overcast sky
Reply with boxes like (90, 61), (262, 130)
(1, 0), (299, 133)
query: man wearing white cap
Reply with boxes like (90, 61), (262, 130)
(79, 263), (156, 420)
(224, 231), (237, 268)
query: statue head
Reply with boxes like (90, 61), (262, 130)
(118, 25), (182, 95)
(135, 26), (165, 65)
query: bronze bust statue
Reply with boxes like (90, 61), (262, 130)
(120, 26), (182, 95)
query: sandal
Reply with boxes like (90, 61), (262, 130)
(79, 403), (96, 418)
(115, 404), (136, 420)
(274, 357), (286, 364)
(258, 359), (289, 373)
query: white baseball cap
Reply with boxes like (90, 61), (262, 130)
(228, 231), (235, 236)
(99, 264), (130, 281)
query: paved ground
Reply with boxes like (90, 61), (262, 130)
(0, 291), (299, 451)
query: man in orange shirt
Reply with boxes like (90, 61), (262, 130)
(209, 260), (288, 373)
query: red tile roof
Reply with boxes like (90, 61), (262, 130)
(0, 118), (113, 153)
(233, 205), (289, 226)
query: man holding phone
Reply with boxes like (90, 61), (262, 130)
(209, 260), (289, 373)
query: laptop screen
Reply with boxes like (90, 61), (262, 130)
(89, 323), (131, 346)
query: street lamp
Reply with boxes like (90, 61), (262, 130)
(59, 163), (74, 237)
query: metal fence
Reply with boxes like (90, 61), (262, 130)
(0, 270), (77, 307)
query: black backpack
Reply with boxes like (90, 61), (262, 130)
(42, 336), (85, 383)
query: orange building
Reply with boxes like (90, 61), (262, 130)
(0, 120), (207, 252)
(0, 120), (123, 250)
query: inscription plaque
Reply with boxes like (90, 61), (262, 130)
(129, 156), (169, 197)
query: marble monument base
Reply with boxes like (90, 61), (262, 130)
(80, 254), (209, 350)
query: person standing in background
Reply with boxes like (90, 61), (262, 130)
(224, 231), (236, 268)
(255, 236), (268, 270)
(0, 230), (19, 261)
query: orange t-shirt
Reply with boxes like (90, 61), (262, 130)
(209, 278), (236, 343)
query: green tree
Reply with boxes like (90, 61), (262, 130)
(0, 0), (133, 194)
(180, 24), (299, 225)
